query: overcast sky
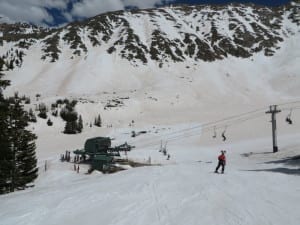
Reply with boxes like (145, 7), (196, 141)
(0, 0), (291, 27)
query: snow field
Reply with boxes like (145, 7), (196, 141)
(1, 5), (300, 225)
(0, 132), (299, 225)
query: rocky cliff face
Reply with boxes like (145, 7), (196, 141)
(0, 1), (299, 70)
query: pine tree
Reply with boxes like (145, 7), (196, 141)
(0, 72), (10, 95)
(0, 74), (38, 194)
(35, 94), (41, 101)
(0, 97), (10, 193)
(37, 103), (47, 119)
(60, 102), (78, 134)
(47, 118), (53, 126)
(77, 115), (83, 133)
(98, 114), (102, 127)
(64, 121), (77, 134)
(94, 114), (102, 127)
(0, 72), (11, 194)
(51, 109), (58, 117)
(7, 100), (38, 192)
(0, 57), (5, 72)
(24, 97), (30, 104)
(9, 59), (14, 70)
(15, 131), (38, 188)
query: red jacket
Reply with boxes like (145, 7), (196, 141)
(218, 154), (226, 162)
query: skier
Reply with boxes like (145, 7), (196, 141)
(215, 150), (226, 174)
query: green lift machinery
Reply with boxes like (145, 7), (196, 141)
(73, 137), (132, 172)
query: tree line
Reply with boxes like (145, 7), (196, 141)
(0, 72), (38, 194)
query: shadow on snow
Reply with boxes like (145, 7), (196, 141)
(244, 167), (300, 176)
(242, 154), (300, 176)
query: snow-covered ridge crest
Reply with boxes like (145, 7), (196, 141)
(0, 1), (299, 70)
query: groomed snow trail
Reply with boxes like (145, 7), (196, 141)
(0, 134), (299, 225)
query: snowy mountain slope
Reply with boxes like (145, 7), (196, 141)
(0, 1), (299, 66)
(0, 2), (300, 225)
(0, 0), (299, 158)
(0, 1), (299, 152)
(0, 1), (298, 99)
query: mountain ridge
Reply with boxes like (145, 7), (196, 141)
(0, 1), (299, 71)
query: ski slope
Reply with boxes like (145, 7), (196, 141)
(0, 132), (299, 225)
(1, 40), (300, 225)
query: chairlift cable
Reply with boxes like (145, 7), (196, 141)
(132, 112), (266, 148)
(128, 99), (300, 149)
(135, 113), (266, 149)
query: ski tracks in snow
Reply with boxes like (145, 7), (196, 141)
(148, 167), (173, 225)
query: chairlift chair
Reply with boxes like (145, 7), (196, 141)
(221, 126), (227, 141)
(286, 109), (293, 125)
(212, 126), (217, 138)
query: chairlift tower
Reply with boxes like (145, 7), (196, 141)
(266, 105), (281, 153)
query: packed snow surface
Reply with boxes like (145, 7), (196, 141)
(0, 133), (299, 225)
